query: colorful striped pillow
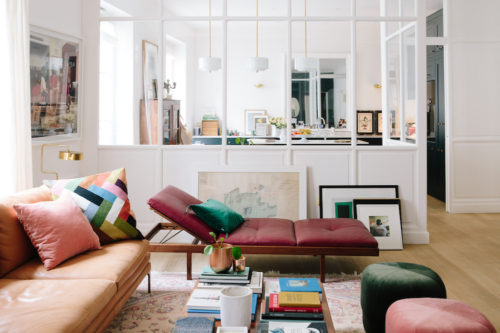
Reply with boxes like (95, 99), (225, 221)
(51, 168), (143, 244)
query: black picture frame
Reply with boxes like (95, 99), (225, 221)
(357, 111), (374, 134)
(353, 198), (403, 250)
(375, 110), (383, 135)
(319, 185), (399, 218)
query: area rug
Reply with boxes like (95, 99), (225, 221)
(105, 272), (364, 333)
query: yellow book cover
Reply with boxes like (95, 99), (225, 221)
(278, 292), (321, 308)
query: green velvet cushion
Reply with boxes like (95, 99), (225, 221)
(361, 262), (447, 333)
(189, 199), (245, 234)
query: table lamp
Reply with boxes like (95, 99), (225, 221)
(41, 144), (83, 179)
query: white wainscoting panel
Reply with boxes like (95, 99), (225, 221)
(98, 147), (163, 234)
(292, 149), (351, 218)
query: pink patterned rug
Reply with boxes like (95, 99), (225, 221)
(105, 272), (364, 333)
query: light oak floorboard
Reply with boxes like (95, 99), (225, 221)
(150, 196), (500, 329)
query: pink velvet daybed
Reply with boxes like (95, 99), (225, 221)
(146, 185), (379, 282)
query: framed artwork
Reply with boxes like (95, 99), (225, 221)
(357, 111), (374, 134)
(197, 167), (307, 220)
(319, 185), (399, 218)
(353, 199), (403, 250)
(142, 40), (159, 100)
(244, 109), (267, 135)
(375, 110), (383, 135)
(30, 27), (81, 139)
(253, 115), (268, 136)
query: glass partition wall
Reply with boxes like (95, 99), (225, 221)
(98, 0), (419, 147)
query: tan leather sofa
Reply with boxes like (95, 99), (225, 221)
(0, 185), (151, 332)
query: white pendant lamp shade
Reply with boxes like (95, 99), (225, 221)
(199, 56), (221, 72)
(294, 56), (318, 72)
(248, 56), (268, 72)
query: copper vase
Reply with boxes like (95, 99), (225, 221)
(209, 244), (233, 273)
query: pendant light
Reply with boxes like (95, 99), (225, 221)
(247, 0), (269, 72)
(294, 0), (318, 72)
(199, 0), (221, 72)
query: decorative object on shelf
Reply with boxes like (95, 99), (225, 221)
(244, 109), (267, 135)
(30, 28), (80, 139)
(294, 0), (318, 72)
(247, 0), (268, 72)
(164, 79), (176, 99)
(319, 185), (399, 219)
(373, 83), (382, 89)
(357, 110), (374, 134)
(40, 144), (83, 180)
(204, 232), (234, 273)
(220, 286), (253, 328)
(253, 115), (269, 136)
(231, 246), (246, 272)
(353, 199), (403, 250)
(375, 110), (383, 134)
(199, 0), (221, 72)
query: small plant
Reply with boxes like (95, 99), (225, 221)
(235, 137), (246, 145)
(203, 231), (242, 259)
(269, 116), (287, 129)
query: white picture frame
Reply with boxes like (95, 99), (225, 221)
(319, 185), (399, 218)
(244, 109), (267, 136)
(197, 167), (307, 220)
(353, 199), (403, 250)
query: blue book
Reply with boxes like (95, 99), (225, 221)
(278, 278), (322, 293)
(187, 294), (258, 321)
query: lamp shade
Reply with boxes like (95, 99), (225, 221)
(247, 56), (268, 72)
(294, 56), (319, 72)
(198, 56), (221, 72)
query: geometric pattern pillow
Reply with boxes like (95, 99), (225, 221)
(51, 168), (144, 244)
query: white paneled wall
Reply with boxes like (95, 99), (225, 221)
(99, 146), (427, 243)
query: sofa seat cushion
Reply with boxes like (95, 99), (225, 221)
(0, 278), (116, 333)
(5, 239), (149, 291)
(223, 218), (296, 246)
(294, 218), (378, 247)
(0, 185), (52, 277)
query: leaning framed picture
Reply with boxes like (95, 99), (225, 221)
(244, 109), (267, 135)
(319, 185), (399, 218)
(353, 199), (403, 250)
(142, 40), (159, 100)
(253, 115), (268, 136)
(375, 110), (383, 135)
(357, 111), (374, 134)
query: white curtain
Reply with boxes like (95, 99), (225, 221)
(0, 0), (32, 197)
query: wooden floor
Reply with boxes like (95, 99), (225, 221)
(150, 196), (500, 329)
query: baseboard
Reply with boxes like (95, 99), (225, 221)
(402, 230), (430, 244)
(449, 199), (500, 213)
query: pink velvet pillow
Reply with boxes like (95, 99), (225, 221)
(14, 194), (101, 270)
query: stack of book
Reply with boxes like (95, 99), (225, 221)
(198, 271), (263, 296)
(199, 266), (253, 285)
(261, 277), (324, 321)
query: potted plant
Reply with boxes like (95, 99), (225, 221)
(204, 232), (242, 273)
(231, 246), (246, 272)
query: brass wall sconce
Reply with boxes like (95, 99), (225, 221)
(373, 83), (382, 89)
(41, 144), (83, 179)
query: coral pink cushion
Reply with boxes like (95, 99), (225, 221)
(13, 195), (101, 270)
(386, 298), (496, 333)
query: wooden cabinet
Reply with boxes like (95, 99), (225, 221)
(140, 99), (180, 145)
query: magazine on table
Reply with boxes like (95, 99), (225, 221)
(198, 271), (263, 295)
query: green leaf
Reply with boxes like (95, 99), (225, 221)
(235, 138), (240, 144)
(209, 231), (217, 241)
(204, 245), (214, 256)
(232, 246), (242, 260)
(218, 237), (225, 243)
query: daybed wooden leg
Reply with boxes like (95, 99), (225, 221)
(147, 273), (151, 293)
(320, 255), (325, 283)
(186, 252), (192, 280)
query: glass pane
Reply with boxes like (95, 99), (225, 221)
(163, 0), (223, 17)
(30, 29), (80, 138)
(99, 21), (161, 145)
(227, 21), (287, 143)
(402, 27), (416, 142)
(292, 0), (351, 17)
(228, 0), (288, 17)
(387, 35), (400, 139)
(163, 21), (223, 145)
(401, 0), (416, 16)
(100, 0), (161, 17)
(356, 0), (380, 16)
(356, 22), (382, 144)
(426, 0), (444, 37)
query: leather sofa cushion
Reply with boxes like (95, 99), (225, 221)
(148, 185), (215, 243)
(224, 218), (296, 246)
(5, 239), (149, 291)
(0, 278), (116, 333)
(294, 218), (378, 247)
(0, 185), (53, 277)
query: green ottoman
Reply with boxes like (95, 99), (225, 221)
(361, 262), (447, 333)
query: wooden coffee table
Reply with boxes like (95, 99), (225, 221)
(188, 279), (335, 333)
